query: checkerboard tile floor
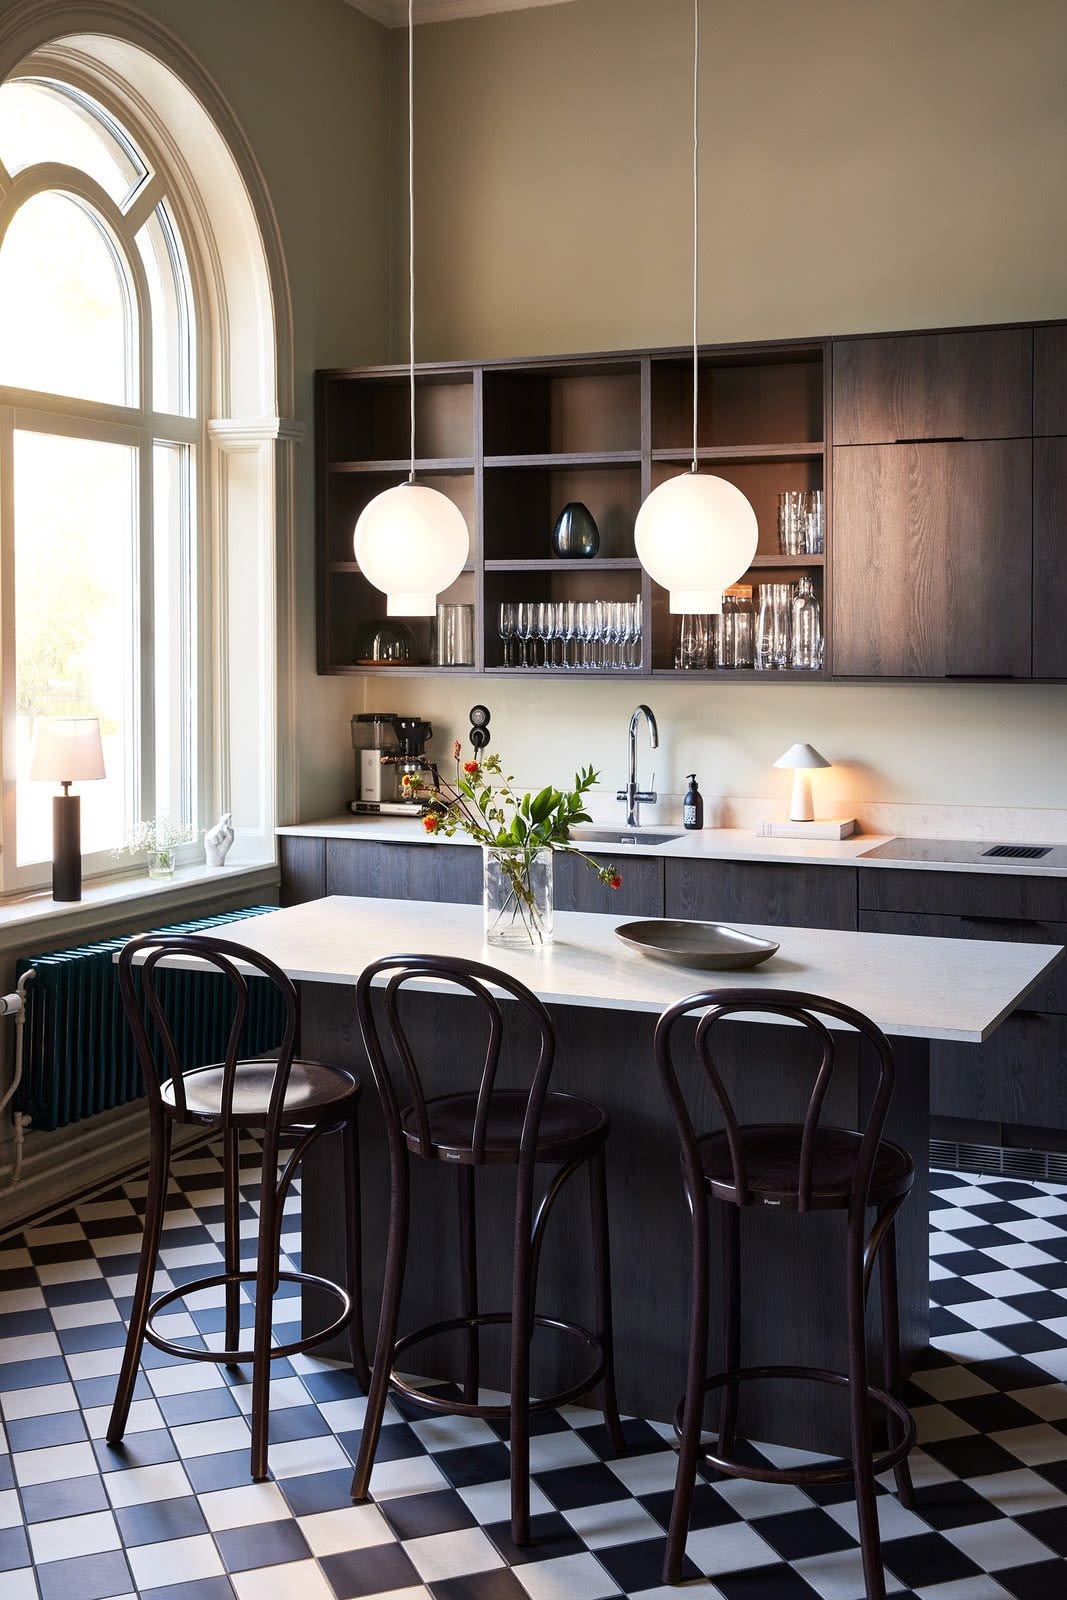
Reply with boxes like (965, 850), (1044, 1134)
(1, 1151), (1065, 1600)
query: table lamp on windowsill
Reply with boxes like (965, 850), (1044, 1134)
(758, 743), (856, 841)
(29, 717), (106, 902)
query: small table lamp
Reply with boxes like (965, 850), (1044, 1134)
(773, 742), (830, 822)
(29, 717), (106, 902)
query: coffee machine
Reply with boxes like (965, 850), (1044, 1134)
(350, 714), (438, 814)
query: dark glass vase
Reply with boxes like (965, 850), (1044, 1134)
(550, 500), (600, 558)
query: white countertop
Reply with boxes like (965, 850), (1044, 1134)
(275, 816), (1067, 878)
(276, 817), (888, 867)
(169, 895), (1062, 1044)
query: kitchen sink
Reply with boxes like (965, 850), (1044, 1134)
(568, 828), (685, 847)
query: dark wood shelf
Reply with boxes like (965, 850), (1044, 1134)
(749, 554), (825, 569)
(328, 458), (475, 474)
(653, 443), (824, 463)
(485, 452), (641, 469)
(484, 558), (641, 572)
(329, 561), (477, 576)
(651, 668), (828, 682)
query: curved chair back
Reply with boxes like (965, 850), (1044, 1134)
(654, 987), (896, 1216)
(117, 933), (299, 1144)
(355, 953), (556, 1170)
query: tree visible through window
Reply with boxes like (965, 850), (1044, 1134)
(0, 76), (199, 887)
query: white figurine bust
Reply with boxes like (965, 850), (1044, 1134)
(204, 811), (235, 867)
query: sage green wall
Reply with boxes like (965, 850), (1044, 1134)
(362, 0), (1067, 820)
(394, 0), (1067, 360)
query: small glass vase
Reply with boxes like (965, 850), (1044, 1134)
(147, 847), (176, 880)
(482, 845), (553, 948)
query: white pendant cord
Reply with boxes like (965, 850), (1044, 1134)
(691, 0), (700, 476)
(408, 0), (416, 484)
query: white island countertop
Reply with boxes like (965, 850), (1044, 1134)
(186, 895), (1062, 1045)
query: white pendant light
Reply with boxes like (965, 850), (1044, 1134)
(634, 0), (758, 616)
(353, 0), (469, 617)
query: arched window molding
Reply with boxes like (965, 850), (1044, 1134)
(0, 0), (301, 879)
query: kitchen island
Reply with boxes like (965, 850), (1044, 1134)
(207, 894), (1061, 1453)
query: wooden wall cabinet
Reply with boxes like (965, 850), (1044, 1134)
(832, 440), (1032, 677)
(832, 329), (1032, 445)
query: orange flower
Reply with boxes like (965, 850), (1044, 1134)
(422, 813), (440, 833)
(609, 873), (623, 890)
(463, 761), (479, 775)
(400, 772), (413, 788)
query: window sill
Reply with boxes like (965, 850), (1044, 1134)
(0, 859), (279, 956)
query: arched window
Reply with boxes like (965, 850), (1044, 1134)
(0, 77), (198, 883)
(0, 8), (300, 894)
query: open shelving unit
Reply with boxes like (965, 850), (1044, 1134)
(316, 340), (830, 679)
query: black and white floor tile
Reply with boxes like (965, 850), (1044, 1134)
(1, 1151), (1066, 1599)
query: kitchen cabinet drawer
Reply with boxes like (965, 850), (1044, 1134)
(860, 908), (1067, 1015)
(1035, 324), (1067, 436)
(859, 868), (1066, 923)
(325, 839), (481, 904)
(930, 1012), (1067, 1128)
(832, 330), (1032, 444)
(665, 860), (857, 931)
(554, 851), (663, 916)
(280, 837), (326, 906)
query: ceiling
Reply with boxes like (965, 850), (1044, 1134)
(345, 0), (575, 25)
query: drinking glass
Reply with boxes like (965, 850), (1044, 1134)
(803, 489), (825, 555)
(755, 583), (792, 670)
(678, 612), (708, 670)
(533, 600), (552, 667)
(777, 491), (807, 556)
(577, 601), (596, 668)
(515, 601), (535, 667)
(498, 601), (517, 668)
(561, 600), (578, 668)
(629, 594), (642, 669)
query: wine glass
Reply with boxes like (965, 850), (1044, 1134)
(498, 600), (517, 668)
(515, 601), (535, 668)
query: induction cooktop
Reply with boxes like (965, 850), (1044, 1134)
(860, 837), (1067, 868)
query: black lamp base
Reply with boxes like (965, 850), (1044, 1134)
(53, 792), (82, 902)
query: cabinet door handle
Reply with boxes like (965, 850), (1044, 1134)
(943, 675), (1023, 681)
(894, 435), (966, 444)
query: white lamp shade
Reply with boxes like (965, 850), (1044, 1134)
(634, 470), (759, 614)
(354, 481), (469, 617)
(773, 743), (831, 772)
(29, 717), (106, 782)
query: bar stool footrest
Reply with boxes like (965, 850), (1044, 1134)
(672, 1364), (916, 1486)
(143, 1268), (353, 1364)
(390, 1310), (606, 1418)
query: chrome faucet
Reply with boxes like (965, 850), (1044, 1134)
(617, 704), (658, 827)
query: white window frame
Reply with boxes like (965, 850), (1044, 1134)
(0, 121), (205, 891)
(0, 7), (303, 891)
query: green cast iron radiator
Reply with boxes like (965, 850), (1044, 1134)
(13, 906), (286, 1132)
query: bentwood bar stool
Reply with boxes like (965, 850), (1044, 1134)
(655, 988), (916, 1600)
(108, 933), (370, 1481)
(351, 953), (625, 1545)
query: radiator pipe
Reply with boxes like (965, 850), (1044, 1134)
(0, 970), (35, 1193)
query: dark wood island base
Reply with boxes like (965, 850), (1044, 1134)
(299, 987), (930, 1457)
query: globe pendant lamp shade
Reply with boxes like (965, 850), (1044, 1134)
(634, 469), (759, 614)
(353, 481), (468, 617)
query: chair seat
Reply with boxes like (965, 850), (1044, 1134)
(401, 1089), (609, 1164)
(162, 1058), (359, 1127)
(697, 1123), (914, 1209)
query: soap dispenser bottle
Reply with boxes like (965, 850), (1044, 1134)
(683, 773), (703, 830)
